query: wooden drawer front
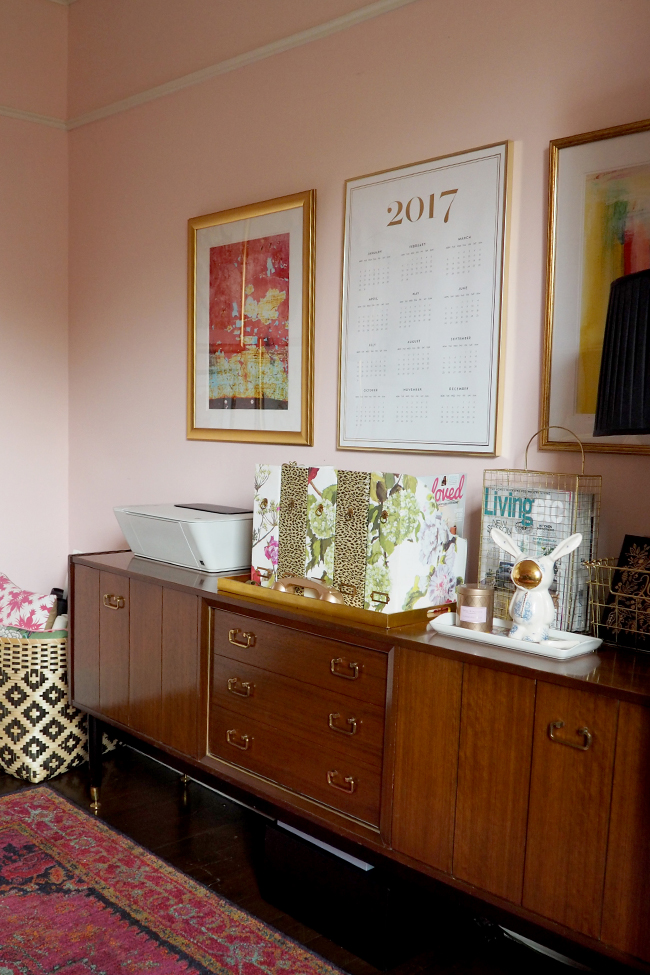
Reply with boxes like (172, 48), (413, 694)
(212, 609), (387, 707)
(211, 655), (384, 768)
(209, 707), (382, 826)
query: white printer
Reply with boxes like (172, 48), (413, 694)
(114, 503), (253, 574)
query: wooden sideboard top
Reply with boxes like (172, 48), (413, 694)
(71, 551), (650, 707)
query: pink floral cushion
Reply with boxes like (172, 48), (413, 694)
(0, 573), (57, 631)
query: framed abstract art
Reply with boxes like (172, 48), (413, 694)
(187, 191), (315, 444)
(541, 118), (650, 454)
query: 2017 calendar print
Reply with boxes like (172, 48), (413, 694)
(338, 143), (511, 455)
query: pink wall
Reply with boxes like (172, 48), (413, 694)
(0, 0), (68, 593)
(3, 0), (650, 590)
(0, 0), (67, 118)
(67, 0), (377, 119)
(67, 0), (650, 574)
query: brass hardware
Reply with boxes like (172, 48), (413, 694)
(336, 582), (358, 597)
(525, 427), (586, 475)
(328, 713), (358, 736)
(180, 774), (190, 785)
(316, 503), (324, 515)
(256, 567), (272, 580)
(260, 498), (268, 510)
(227, 677), (253, 697)
(90, 786), (100, 814)
(228, 628), (256, 648)
(103, 594), (125, 610)
(330, 657), (360, 680)
(345, 506), (355, 520)
(380, 510), (389, 523)
(370, 591), (390, 604)
(548, 720), (593, 751)
(327, 770), (357, 793)
(273, 576), (345, 604)
(511, 559), (543, 590)
(227, 729), (252, 750)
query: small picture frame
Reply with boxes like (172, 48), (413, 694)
(187, 190), (315, 444)
(541, 118), (650, 454)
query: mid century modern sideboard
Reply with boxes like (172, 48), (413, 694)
(69, 551), (650, 970)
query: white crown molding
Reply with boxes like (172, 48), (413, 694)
(5, 0), (420, 131)
(66, 0), (421, 129)
(0, 104), (66, 129)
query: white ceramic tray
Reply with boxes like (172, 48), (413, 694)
(428, 613), (601, 660)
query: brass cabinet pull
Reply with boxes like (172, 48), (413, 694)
(228, 628), (256, 648)
(330, 657), (360, 680)
(328, 713), (358, 736)
(327, 769), (357, 793)
(548, 720), (593, 751)
(227, 677), (253, 698)
(226, 729), (252, 750)
(103, 594), (125, 610)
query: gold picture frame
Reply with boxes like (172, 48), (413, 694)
(541, 118), (650, 454)
(187, 190), (315, 444)
(337, 142), (511, 456)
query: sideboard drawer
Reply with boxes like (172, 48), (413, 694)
(209, 707), (382, 826)
(211, 655), (384, 768)
(212, 609), (387, 708)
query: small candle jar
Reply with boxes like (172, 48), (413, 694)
(456, 583), (494, 633)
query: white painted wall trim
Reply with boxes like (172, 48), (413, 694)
(5, 0), (421, 130)
(0, 104), (67, 129)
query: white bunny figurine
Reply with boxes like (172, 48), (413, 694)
(490, 527), (583, 643)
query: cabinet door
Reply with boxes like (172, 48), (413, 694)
(601, 702), (650, 961)
(129, 580), (163, 741)
(71, 564), (100, 711)
(99, 571), (130, 725)
(161, 588), (200, 757)
(453, 666), (535, 903)
(391, 649), (462, 872)
(523, 682), (618, 938)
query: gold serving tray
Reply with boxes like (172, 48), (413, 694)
(217, 574), (454, 629)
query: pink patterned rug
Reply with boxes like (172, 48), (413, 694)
(0, 787), (342, 974)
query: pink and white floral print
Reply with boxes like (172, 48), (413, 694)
(0, 573), (56, 631)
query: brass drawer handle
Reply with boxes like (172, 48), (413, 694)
(227, 677), (253, 698)
(328, 713), (358, 736)
(103, 594), (125, 610)
(330, 657), (360, 680)
(226, 729), (252, 750)
(228, 628), (256, 648)
(548, 720), (593, 751)
(327, 770), (357, 793)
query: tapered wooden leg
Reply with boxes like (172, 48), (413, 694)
(87, 715), (103, 813)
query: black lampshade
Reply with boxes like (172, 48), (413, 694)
(593, 268), (650, 437)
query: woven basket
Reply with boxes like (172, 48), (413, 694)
(0, 636), (113, 783)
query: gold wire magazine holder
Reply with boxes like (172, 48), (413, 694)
(586, 558), (650, 651)
(478, 428), (601, 633)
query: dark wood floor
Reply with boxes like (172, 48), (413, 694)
(0, 746), (632, 975)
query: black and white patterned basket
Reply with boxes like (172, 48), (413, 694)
(0, 637), (113, 783)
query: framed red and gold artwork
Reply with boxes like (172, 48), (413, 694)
(187, 191), (315, 444)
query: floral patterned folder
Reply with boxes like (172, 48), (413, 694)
(251, 465), (467, 614)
